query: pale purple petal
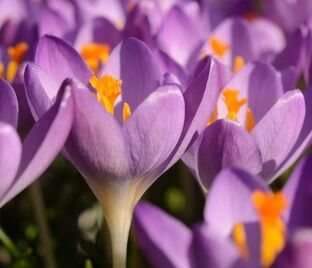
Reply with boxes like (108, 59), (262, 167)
(102, 38), (163, 122)
(0, 81), (74, 207)
(190, 224), (244, 268)
(0, 123), (22, 202)
(283, 156), (312, 231)
(133, 202), (192, 268)
(65, 80), (131, 182)
(0, 79), (18, 128)
(123, 84), (184, 183)
(251, 90), (305, 181)
(204, 168), (268, 237)
(24, 63), (59, 119)
(196, 120), (262, 191)
(35, 35), (92, 84)
(156, 6), (203, 68)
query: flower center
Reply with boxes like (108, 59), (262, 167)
(89, 75), (131, 122)
(0, 42), (28, 83)
(81, 43), (110, 74)
(209, 36), (230, 58)
(252, 191), (287, 268)
(222, 89), (247, 122)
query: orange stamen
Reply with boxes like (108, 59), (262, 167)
(209, 36), (230, 58)
(222, 89), (247, 121)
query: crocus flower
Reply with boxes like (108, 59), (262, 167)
(200, 17), (285, 71)
(264, 0), (312, 35)
(134, 155), (312, 268)
(0, 77), (74, 207)
(183, 61), (308, 192)
(273, 26), (312, 85)
(24, 35), (223, 267)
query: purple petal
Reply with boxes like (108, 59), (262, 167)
(196, 120), (262, 191)
(273, 229), (312, 268)
(224, 62), (284, 123)
(204, 167), (268, 237)
(272, 89), (312, 179)
(24, 63), (59, 119)
(156, 6), (203, 68)
(65, 80), (131, 183)
(35, 35), (92, 84)
(133, 202), (192, 268)
(162, 57), (228, 172)
(102, 38), (162, 122)
(190, 224), (244, 268)
(0, 79), (18, 128)
(0, 123), (22, 202)
(74, 17), (121, 50)
(283, 156), (312, 231)
(251, 90), (305, 180)
(0, 80), (74, 207)
(123, 84), (185, 184)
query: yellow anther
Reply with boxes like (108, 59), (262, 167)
(245, 108), (255, 132)
(7, 42), (28, 63)
(123, 102), (131, 122)
(0, 62), (4, 79)
(209, 36), (230, 58)
(252, 191), (287, 268)
(89, 75), (122, 115)
(81, 43), (110, 74)
(207, 106), (218, 126)
(233, 56), (245, 73)
(6, 61), (19, 83)
(233, 223), (249, 260)
(222, 89), (247, 121)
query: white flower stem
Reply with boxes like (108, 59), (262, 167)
(97, 182), (142, 268)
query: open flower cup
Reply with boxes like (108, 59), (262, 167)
(183, 60), (312, 193)
(24, 34), (225, 267)
(0, 76), (74, 208)
(134, 155), (312, 268)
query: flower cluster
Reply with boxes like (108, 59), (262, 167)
(0, 0), (312, 267)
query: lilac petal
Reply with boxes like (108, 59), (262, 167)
(102, 38), (162, 121)
(0, 81), (74, 207)
(133, 202), (192, 268)
(0, 123), (22, 202)
(24, 63), (59, 119)
(0, 79), (18, 128)
(250, 18), (285, 59)
(224, 62), (284, 123)
(74, 17), (121, 50)
(190, 224), (244, 268)
(273, 27), (312, 82)
(206, 18), (256, 66)
(251, 90), (305, 181)
(162, 57), (227, 172)
(283, 156), (312, 231)
(273, 229), (312, 268)
(272, 89), (312, 179)
(156, 6), (203, 68)
(123, 84), (184, 182)
(65, 80), (131, 182)
(35, 35), (92, 84)
(196, 120), (262, 191)
(204, 167), (268, 237)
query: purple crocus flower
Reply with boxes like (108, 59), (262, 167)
(134, 155), (312, 268)
(264, 0), (312, 35)
(0, 77), (73, 207)
(273, 25), (312, 85)
(183, 61), (308, 192)
(200, 17), (285, 71)
(24, 35), (223, 267)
